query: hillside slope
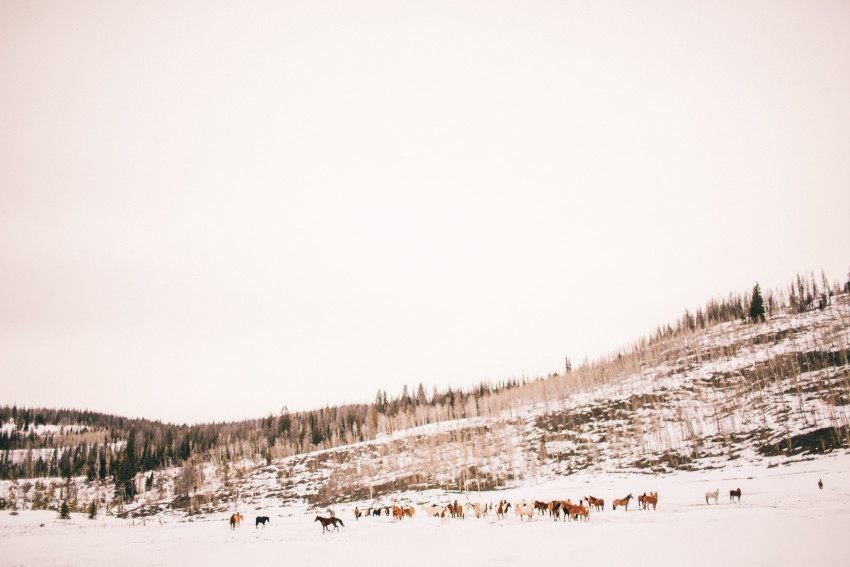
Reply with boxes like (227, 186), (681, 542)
(5, 292), (847, 517)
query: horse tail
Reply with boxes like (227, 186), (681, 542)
(338, 518), (345, 527)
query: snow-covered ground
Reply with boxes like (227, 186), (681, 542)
(4, 451), (849, 567)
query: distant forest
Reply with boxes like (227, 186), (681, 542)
(2, 269), (847, 484)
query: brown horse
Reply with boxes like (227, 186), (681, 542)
(403, 507), (415, 518)
(447, 500), (464, 519)
(556, 500), (573, 521)
(573, 504), (589, 521)
(496, 500), (511, 520)
(585, 496), (604, 511)
(229, 513), (243, 530)
(729, 488), (741, 503)
(553, 501), (571, 521)
(315, 515), (344, 532)
(392, 506), (405, 520)
(613, 494), (633, 511)
(533, 501), (549, 515)
(643, 492), (658, 510)
(558, 501), (587, 521)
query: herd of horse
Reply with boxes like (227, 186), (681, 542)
(226, 486), (746, 533)
(351, 493), (660, 526)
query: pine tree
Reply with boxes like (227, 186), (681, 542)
(59, 499), (70, 520)
(750, 283), (766, 323)
(88, 500), (97, 520)
(114, 427), (137, 501)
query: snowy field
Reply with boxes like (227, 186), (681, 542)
(3, 452), (849, 567)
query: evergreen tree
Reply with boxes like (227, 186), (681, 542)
(88, 500), (97, 520)
(114, 427), (137, 501)
(278, 407), (291, 436)
(59, 499), (70, 520)
(750, 283), (765, 323)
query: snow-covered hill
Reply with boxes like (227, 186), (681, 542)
(2, 295), (848, 522)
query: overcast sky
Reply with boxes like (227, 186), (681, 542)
(1, 0), (848, 425)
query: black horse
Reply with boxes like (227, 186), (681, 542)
(315, 515), (344, 533)
(255, 516), (270, 528)
(730, 488), (742, 503)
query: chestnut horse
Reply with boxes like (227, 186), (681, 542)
(643, 492), (658, 510)
(573, 504), (589, 521)
(729, 488), (741, 503)
(315, 515), (344, 532)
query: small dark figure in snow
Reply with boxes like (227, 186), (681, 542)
(818, 479), (823, 490)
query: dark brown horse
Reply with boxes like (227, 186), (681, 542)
(255, 516), (269, 528)
(315, 515), (344, 532)
(729, 488), (742, 503)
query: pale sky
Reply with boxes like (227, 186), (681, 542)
(1, 0), (849, 425)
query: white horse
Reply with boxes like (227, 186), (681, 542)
(421, 505), (445, 518)
(515, 501), (534, 521)
(464, 502), (483, 518)
(705, 488), (719, 505)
